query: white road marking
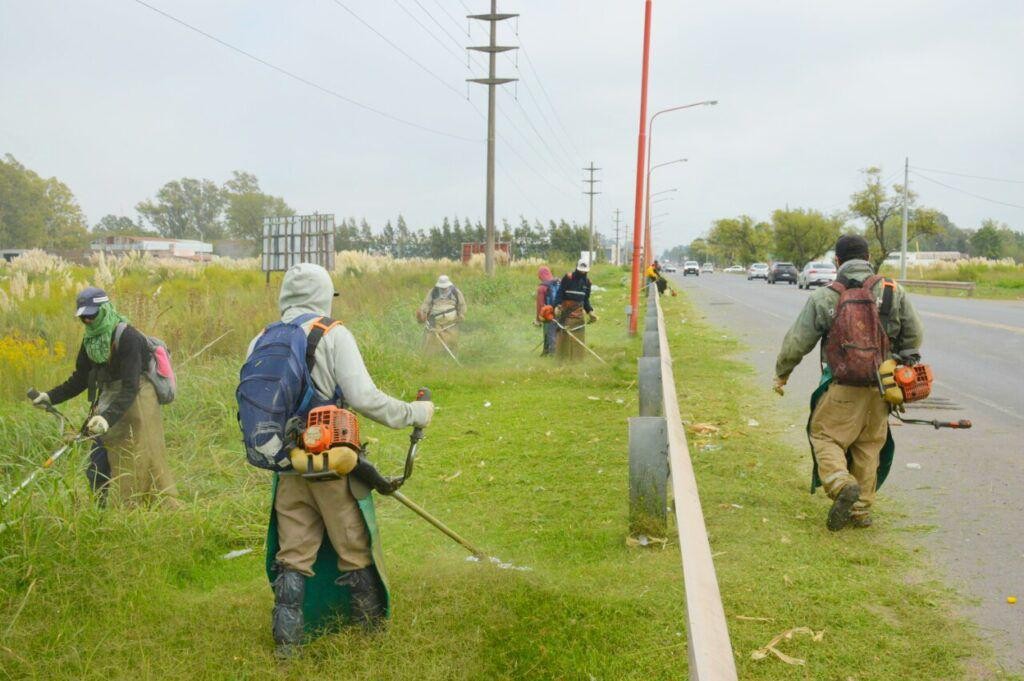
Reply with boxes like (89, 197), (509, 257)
(920, 311), (1024, 336)
(934, 380), (1024, 422)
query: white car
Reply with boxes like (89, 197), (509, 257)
(798, 261), (837, 289)
(682, 261), (700, 276)
(723, 265), (745, 274)
(747, 263), (769, 280)
(701, 262), (714, 274)
(662, 263), (677, 273)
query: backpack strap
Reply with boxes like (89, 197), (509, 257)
(827, 280), (847, 295)
(112, 322), (128, 350)
(877, 277), (896, 329)
(305, 316), (342, 374)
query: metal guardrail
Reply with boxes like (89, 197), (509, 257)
(897, 279), (976, 296)
(629, 284), (738, 680)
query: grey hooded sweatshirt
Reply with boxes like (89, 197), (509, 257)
(246, 263), (431, 429)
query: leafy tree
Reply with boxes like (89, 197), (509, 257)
(93, 214), (147, 236)
(969, 219), (1006, 259)
(136, 177), (226, 241)
(848, 167), (940, 268)
(222, 171), (292, 246)
(0, 154), (88, 249)
(771, 208), (844, 266)
(707, 215), (772, 265)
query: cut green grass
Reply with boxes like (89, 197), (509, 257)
(0, 264), (1004, 679)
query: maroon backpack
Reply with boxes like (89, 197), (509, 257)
(824, 274), (893, 385)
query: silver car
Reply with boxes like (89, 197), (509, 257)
(798, 261), (837, 289)
(747, 262), (769, 280)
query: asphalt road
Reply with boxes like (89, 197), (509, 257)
(668, 270), (1024, 673)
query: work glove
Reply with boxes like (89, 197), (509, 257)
(533, 319), (541, 327)
(416, 309), (427, 323)
(553, 305), (562, 318)
(897, 349), (922, 366)
(86, 415), (109, 435)
(30, 391), (51, 409)
(772, 376), (787, 396)
(413, 401), (435, 428)
(588, 313), (599, 323)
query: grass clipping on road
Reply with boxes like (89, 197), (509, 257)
(0, 262), (986, 679)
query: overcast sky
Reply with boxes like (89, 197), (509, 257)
(1, 0), (1021, 249)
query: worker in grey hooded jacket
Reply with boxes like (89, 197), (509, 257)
(247, 263), (434, 656)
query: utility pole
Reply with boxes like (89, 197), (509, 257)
(613, 208), (622, 265)
(583, 162), (601, 263)
(900, 156), (909, 280)
(468, 1), (518, 276)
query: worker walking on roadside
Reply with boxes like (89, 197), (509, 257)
(417, 275), (467, 358)
(553, 260), (598, 362)
(773, 235), (923, 531)
(535, 266), (559, 356)
(242, 263), (434, 658)
(30, 287), (178, 506)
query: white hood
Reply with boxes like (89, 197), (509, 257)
(279, 263), (335, 322)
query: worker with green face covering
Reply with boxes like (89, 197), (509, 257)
(31, 287), (178, 505)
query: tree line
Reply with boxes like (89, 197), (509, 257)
(665, 166), (1024, 268)
(0, 154), (601, 261)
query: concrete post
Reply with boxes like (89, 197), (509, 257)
(637, 357), (663, 416)
(628, 416), (668, 535)
(642, 330), (660, 357)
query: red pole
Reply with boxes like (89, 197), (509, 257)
(628, 0), (653, 336)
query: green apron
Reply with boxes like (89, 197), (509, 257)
(807, 368), (895, 494)
(265, 475), (391, 635)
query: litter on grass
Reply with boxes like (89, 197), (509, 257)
(222, 548), (253, 560)
(751, 626), (825, 665)
(483, 401), (492, 408)
(442, 470), (461, 482)
(747, 419), (760, 427)
(626, 534), (668, 549)
(700, 444), (722, 453)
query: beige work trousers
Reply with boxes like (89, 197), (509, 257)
(274, 475), (373, 576)
(808, 383), (890, 517)
(104, 380), (178, 506)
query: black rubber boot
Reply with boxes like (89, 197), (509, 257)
(272, 568), (305, 659)
(827, 482), (861, 532)
(338, 566), (386, 631)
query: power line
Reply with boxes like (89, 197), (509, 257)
(500, 89), (579, 191)
(911, 165), (1024, 185)
(131, 0), (478, 142)
(911, 170), (1024, 210)
(329, 0), (463, 98)
(516, 37), (585, 163)
(431, 0), (471, 36)
(507, 76), (579, 173)
(392, 0), (468, 65)
(411, 0), (479, 64)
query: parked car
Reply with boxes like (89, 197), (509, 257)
(767, 262), (798, 285)
(701, 262), (714, 274)
(724, 265), (745, 274)
(798, 261), (837, 289)
(662, 262), (677, 273)
(747, 262), (769, 280)
(682, 260), (700, 276)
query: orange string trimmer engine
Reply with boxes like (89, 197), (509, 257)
(302, 405), (361, 454)
(893, 364), (933, 403)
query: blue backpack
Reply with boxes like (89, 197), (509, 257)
(236, 314), (340, 471)
(544, 278), (561, 307)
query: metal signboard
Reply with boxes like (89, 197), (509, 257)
(262, 214), (335, 274)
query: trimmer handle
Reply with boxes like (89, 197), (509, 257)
(27, 388), (40, 401)
(411, 387), (431, 440)
(943, 419), (972, 430)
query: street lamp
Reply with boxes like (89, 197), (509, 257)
(644, 158), (687, 268)
(643, 100), (716, 269)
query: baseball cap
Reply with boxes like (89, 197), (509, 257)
(75, 287), (109, 317)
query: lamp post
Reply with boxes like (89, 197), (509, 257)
(642, 100), (717, 270)
(644, 158), (686, 269)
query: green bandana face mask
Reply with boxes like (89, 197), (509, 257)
(82, 302), (129, 364)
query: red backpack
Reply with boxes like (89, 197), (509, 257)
(824, 274), (895, 385)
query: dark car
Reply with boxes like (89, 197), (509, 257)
(767, 262), (798, 285)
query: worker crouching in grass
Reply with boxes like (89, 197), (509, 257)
(417, 274), (467, 359)
(553, 260), (598, 361)
(30, 287), (178, 507)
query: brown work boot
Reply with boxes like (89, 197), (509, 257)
(850, 514), (873, 529)
(826, 482), (861, 532)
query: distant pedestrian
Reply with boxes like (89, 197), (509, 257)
(535, 266), (559, 355)
(553, 260), (598, 361)
(773, 235), (924, 530)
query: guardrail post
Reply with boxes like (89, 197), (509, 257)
(628, 416), (668, 535)
(638, 357), (663, 416)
